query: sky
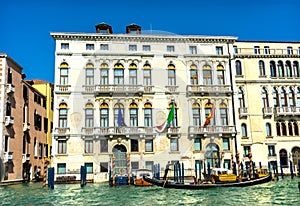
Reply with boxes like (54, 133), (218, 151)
(1, 0), (299, 83)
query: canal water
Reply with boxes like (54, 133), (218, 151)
(1, 178), (299, 205)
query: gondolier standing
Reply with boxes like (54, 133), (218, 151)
(163, 161), (172, 180)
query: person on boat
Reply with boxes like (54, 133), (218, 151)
(163, 161), (172, 180)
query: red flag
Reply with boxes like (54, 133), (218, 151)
(203, 104), (214, 126)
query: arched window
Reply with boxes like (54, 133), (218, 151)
(168, 64), (176, 86)
(219, 103), (228, 126)
(272, 87), (279, 107)
(190, 64), (198, 85)
(192, 103), (201, 126)
(235, 60), (242, 75)
(259, 60), (265, 76)
(261, 87), (269, 107)
(143, 63), (151, 86)
(279, 149), (288, 167)
(206, 143), (220, 168)
(280, 87), (288, 107)
(114, 102), (125, 126)
(294, 122), (299, 136)
(203, 64), (212, 85)
(281, 122), (287, 136)
(129, 102), (138, 126)
(241, 123), (247, 137)
(59, 103), (68, 128)
(266, 123), (272, 137)
(169, 102), (178, 127)
(288, 87), (295, 107)
(144, 103), (152, 127)
(278, 61), (284, 77)
(85, 103), (94, 128)
(85, 63), (94, 85)
(288, 121), (293, 136)
(114, 63), (124, 84)
(297, 87), (300, 107)
(270, 61), (276, 77)
(285, 61), (292, 77)
(276, 122), (281, 136)
(100, 103), (109, 127)
(204, 103), (214, 126)
(293, 61), (299, 77)
(238, 87), (245, 108)
(100, 63), (109, 85)
(129, 63), (137, 85)
(217, 64), (225, 85)
(60, 62), (69, 85)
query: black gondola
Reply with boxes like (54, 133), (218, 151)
(143, 172), (272, 189)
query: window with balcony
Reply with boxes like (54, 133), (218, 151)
(204, 103), (214, 126)
(130, 103), (138, 127)
(241, 123), (247, 137)
(144, 103), (152, 127)
(222, 138), (230, 150)
(100, 139), (108, 153)
(167, 45), (175, 52)
(293, 61), (300, 77)
(217, 64), (225, 85)
(85, 140), (93, 153)
(285, 61), (292, 77)
(131, 139), (139, 152)
(143, 63), (152, 86)
(280, 87), (288, 107)
(270, 61), (276, 77)
(129, 64), (137, 85)
(287, 46), (293, 55)
(288, 87), (295, 107)
(220, 103), (228, 126)
(85, 105), (94, 128)
(143, 45), (151, 51)
(100, 44), (109, 50)
(190, 64), (198, 85)
(61, 43), (69, 50)
(114, 63), (124, 84)
(235, 60), (242, 75)
(145, 139), (153, 152)
(169, 102), (178, 127)
(278, 61), (284, 77)
(100, 63), (109, 85)
(85, 64), (94, 85)
(266, 123), (272, 137)
(189, 46), (197, 54)
(216, 46), (223, 55)
(129, 45), (137, 51)
(100, 162), (108, 172)
(254, 46), (260, 54)
(86, 44), (94, 50)
(194, 138), (201, 151)
(168, 64), (176, 86)
(170, 138), (178, 151)
(100, 103), (109, 127)
(59, 103), (68, 128)
(58, 140), (67, 154)
(261, 87), (269, 108)
(192, 103), (201, 126)
(238, 87), (245, 108)
(272, 87), (280, 107)
(57, 163), (66, 174)
(259, 60), (265, 76)
(114, 103), (125, 126)
(203, 65), (212, 85)
(59, 63), (69, 85)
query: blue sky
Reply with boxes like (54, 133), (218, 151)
(1, 0), (299, 83)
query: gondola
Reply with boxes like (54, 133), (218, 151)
(143, 172), (272, 189)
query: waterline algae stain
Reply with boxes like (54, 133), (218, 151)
(0, 179), (299, 205)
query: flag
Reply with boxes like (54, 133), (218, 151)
(117, 101), (126, 127)
(203, 104), (214, 127)
(156, 102), (175, 133)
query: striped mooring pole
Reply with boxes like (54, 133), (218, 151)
(43, 158), (49, 188)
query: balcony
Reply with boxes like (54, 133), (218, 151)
(6, 84), (15, 94)
(5, 116), (14, 126)
(186, 85), (232, 96)
(165, 86), (179, 93)
(274, 107), (300, 117)
(238, 107), (248, 118)
(54, 127), (70, 135)
(55, 85), (71, 94)
(23, 122), (30, 132)
(82, 85), (95, 93)
(4, 152), (13, 162)
(95, 84), (144, 97)
(22, 154), (30, 163)
(95, 126), (157, 137)
(235, 48), (300, 56)
(188, 125), (236, 137)
(82, 127), (95, 135)
(166, 126), (181, 137)
(262, 107), (273, 117)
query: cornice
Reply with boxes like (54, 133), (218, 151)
(236, 78), (300, 84)
(234, 54), (300, 59)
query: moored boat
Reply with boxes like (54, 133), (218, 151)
(134, 169), (153, 186)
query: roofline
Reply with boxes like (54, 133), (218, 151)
(0, 53), (23, 69)
(236, 40), (300, 44)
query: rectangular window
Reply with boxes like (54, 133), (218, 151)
(167, 45), (175, 52)
(145, 161), (154, 171)
(222, 138), (230, 150)
(86, 44), (94, 50)
(58, 140), (67, 154)
(243, 146), (250, 157)
(268, 145), (276, 156)
(216, 46), (223, 55)
(194, 138), (201, 151)
(298, 47), (300, 55)
(254, 46), (260, 54)
(129, 45), (137, 51)
(44, 144), (48, 157)
(170, 138), (178, 151)
(233, 46), (238, 54)
(131, 161), (139, 170)
(85, 163), (93, 174)
(60, 68), (68, 85)
(61, 43), (69, 50)
(220, 108), (228, 125)
(189, 46), (197, 54)
(168, 69), (176, 86)
(100, 69), (108, 85)
(85, 108), (94, 128)
(100, 139), (108, 153)
(100, 44), (109, 50)
(57, 163), (66, 174)
(145, 139), (153, 152)
(287, 46), (293, 55)
(264, 46), (270, 54)
(85, 68), (94, 85)
(39, 143), (43, 158)
(131, 139), (139, 152)
(100, 162), (108, 172)
(144, 108), (152, 127)
(143, 69), (151, 86)
(129, 69), (137, 85)
(143, 45), (151, 51)
(85, 140), (93, 153)
(130, 108), (138, 127)
(44, 117), (48, 133)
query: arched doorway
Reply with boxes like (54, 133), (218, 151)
(206, 143), (220, 168)
(112, 144), (128, 175)
(292, 147), (300, 173)
(279, 149), (288, 168)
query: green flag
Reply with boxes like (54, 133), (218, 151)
(167, 102), (175, 123)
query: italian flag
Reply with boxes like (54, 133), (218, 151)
(156, 102), (175, 133)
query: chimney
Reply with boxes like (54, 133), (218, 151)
(126, 24), (141, 34)
(95, 22), (113, 34)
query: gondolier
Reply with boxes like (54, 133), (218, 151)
(163, 162), (172, 180)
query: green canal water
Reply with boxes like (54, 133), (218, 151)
(1, 178), (299, 206)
